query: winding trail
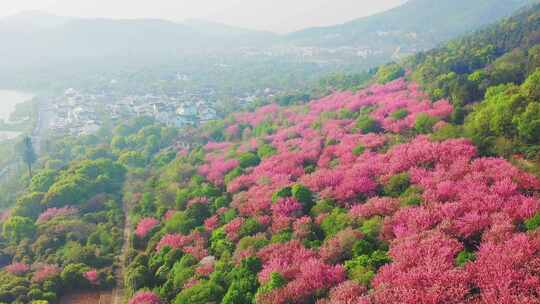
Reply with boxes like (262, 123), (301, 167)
(112, 199), (131, 304)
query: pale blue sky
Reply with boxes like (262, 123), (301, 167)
(0, 0), (407, 33)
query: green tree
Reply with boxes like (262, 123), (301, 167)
(173, 280), (224, 304)
(376, 63), (405, 84)
(19, 136), (37, 178)
(2, 216), (35, 242)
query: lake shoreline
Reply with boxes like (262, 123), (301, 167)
(0, 90), (35, 142)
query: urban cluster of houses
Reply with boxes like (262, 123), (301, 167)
(47, 88), (219, 136)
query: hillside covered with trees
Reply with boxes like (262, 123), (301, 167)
(1, 2), (540, 304)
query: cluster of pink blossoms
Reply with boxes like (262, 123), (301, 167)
(4, 262), (30, 275)
(198, 154), (239, 185)
(156, 231), (208, 260)
(128, 291), (161, 304)
(83, 269), (99, 285)
(32, 264), (61, 283)
(256, 240), (346, 304)
(36, 207), (78, 224)
(135, 218), (160, 238)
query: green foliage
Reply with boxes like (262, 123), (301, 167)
(270, 229), (293, 243)
(314, 71), (374, 94)
(355, 115), (380, 134)
(383, 173), (411, 197)
(222, 257), (261, 304)
(360, 217), (383, 239)
(431, 124), (463, 141)
(224, 167), (243, 185)
(275, 93), (311, 106)
(165, 212), (197, 235)
(271, 187), (292, 203)
(310, 199), (335, 216)
(414, 114), (439, 134)
(464, 70), (540, 155)
(352, 144), (366, 156)
(210, 228), (234, 257)
(253, 121), (276, 137)
(516, 102), (540, 144)
(390, 109), (409, 121)
(320, 208), (351, 238)
(376, 63), (405, 84)
(119, 151), (147, 167)
(399, 186), (424, 206)
(43, 159), (125, 207)
(346, 250), (391, 286)
(126, 263), (151, 295)
(212, 196), (230, 212)
(352, 237), (378, 257)
(173, 280), (224, 304)
(2, 216), (35, 242)
(257, 272), (287, 296)
(291, 184), (313, 210)
(60, 263), (90, 289)
(221, 209), (237, 224)
(239, 218), (263, 238)
(18, 136), (37, 177)
(525, 212), (540, 231)
(237, 152), (261, 169)
(455, 250), (476, 266)
(257, 144), (277, 159)
(11, 193), (44, 219)
(29, 170), (58, 193)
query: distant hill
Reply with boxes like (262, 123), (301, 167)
(0, 12), (277, 66)
(0, 0), (534, 92)
(287, 0), (535, 55)
(0, 10), (73, 31)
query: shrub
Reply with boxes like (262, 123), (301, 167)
(291, 184), (313, 210)
(352, 144), (366, 156)
(524, 212), (540, 231)
(257, 144), (277, 159)
(271, 187), (292, 203)
(383, 173), (410, 197)
(376, 63), (405, 84)
(355, 115), (380, 133)
(321, 209), (351, 238)
(455, 250), (476, 266)
(414, 114), (439, 134)
(390, 109), (409, 121)
(173, 280), (224, 304)
(399, 186), (424, 206)
(238, 152), (261, 169)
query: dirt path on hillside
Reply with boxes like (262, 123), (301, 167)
(112, 199), (131, 304)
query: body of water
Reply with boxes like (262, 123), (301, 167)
(0, 90), (34, 122)
(0, 90), (34, 142)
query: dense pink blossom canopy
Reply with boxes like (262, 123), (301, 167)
(174, 78), (540, 303)
(128, 291), (161, 304)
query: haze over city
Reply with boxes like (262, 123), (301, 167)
(0, 0), (407, 32)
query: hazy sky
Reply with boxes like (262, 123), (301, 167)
(0, 0), (407, 33)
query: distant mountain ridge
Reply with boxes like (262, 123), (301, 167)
(287, 0), (535, 46)
(0, 0), (535, 90)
